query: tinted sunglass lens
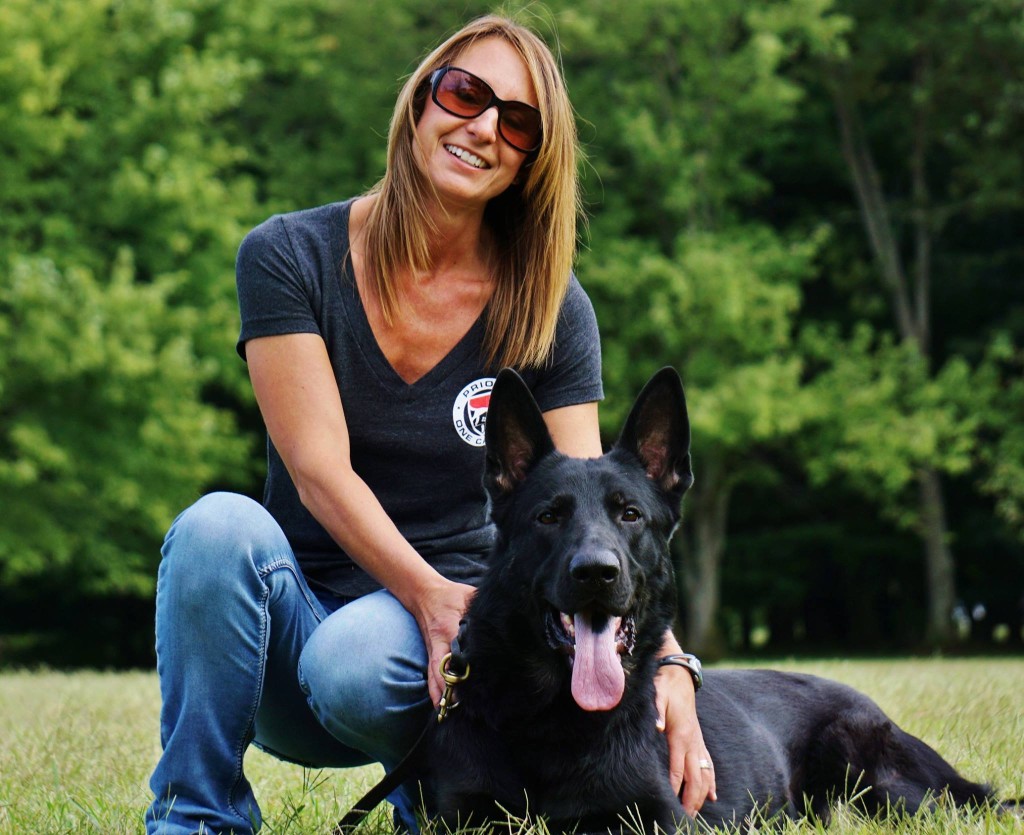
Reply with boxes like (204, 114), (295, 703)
(436, 70), (490, 116)
(500, 106), (541, 152)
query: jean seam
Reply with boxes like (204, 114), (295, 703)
(226, 555), (323, 823)
(257, 557), (326, 624)
(228, 581), (269, 824)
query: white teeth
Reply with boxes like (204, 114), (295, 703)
(560, 612), (575, 639)
(445, 144), (488, 169)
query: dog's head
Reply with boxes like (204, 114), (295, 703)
(481, 368), (692, 712)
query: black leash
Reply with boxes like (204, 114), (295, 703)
(332, 623), (471, 833)
(332, 721), (432, 833)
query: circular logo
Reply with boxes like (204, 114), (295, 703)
(452, 377), (495, 447)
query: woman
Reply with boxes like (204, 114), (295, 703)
(146, 15), (714, 834)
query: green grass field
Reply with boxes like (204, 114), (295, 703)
(1, 659), (1021, 834)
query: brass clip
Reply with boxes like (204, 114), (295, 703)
(436, 652), (470, 723)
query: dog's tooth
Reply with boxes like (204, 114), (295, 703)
(561, 612), (575, 639)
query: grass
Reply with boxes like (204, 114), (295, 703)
(0, 658), (1021, 834)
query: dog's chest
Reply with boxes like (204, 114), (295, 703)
(434, 696), (669, 822)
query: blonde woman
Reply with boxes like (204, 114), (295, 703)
(146, 15), (713, 834)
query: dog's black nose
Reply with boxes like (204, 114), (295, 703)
(570, 549), (621, 588)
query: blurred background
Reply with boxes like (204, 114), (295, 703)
(1, 0), (1021, 668)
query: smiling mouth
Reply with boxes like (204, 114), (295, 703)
(444, 143), (489, 169)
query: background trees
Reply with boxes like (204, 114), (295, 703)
(0, 0), (1020, 665)
(552, 0), (844, 654)
(775, 0), (1024, 649)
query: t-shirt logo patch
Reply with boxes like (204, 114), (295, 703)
(452, 377), (495, 447)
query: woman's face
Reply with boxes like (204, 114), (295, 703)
(414, 37), (537, 214)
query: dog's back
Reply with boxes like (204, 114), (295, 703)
(694, 669), (994, 826)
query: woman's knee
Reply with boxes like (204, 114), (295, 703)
(159, 492), (291, 598)
(300, 592), (430, 751)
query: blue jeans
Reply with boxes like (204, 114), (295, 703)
(146, 492), (432, 834)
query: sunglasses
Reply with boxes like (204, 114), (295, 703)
(429, 66), (543, 154)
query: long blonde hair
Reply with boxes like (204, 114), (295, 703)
(361, 14), (581, 369)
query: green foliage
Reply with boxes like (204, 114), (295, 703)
(559, 0), (846, 238)
(0, 254), (249, 594)
(968, 335), (1024, 536)
(0, 0), (260, 279)
(0, 0), (267, 596)
(825, 0), (1024, 218)
(583, 228), (820, 446)
(798, 324), (979, 527)
(778, 0), (1024, 541)
(556, 0), (838, 466)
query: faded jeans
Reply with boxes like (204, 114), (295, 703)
(145, 492), (431, 834)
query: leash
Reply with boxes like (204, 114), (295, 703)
(332, 623), (471, 833)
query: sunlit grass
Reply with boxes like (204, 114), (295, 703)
(0, 659), (1020, 833)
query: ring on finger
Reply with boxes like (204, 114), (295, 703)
(698, 759), (714, 770)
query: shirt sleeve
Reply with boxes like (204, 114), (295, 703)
(530, 274), (604, 412)
(235, 214), (322, 360)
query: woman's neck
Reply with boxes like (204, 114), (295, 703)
(418, 197), (493, 278)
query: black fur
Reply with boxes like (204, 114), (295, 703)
(424, 368), (1001, 833)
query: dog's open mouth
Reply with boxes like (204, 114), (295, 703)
(545, 609), (636, 712)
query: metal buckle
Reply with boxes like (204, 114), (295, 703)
(437, 652), (470, 723)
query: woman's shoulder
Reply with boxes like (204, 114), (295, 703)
(560, 272), (598, 324)
(241, 199), (355, 253)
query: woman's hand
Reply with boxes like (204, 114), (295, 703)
(408, 576), (477, 706)
(655, 649), (717, 816)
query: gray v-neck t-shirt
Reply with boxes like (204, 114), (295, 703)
(236, 199), (603, 598)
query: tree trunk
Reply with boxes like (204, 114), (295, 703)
(832, 85), (917, 339)
(831, 67), (957, 647)
(918, 466), (956, 645)
(677, 453), (731, 658)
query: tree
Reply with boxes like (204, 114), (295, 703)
(0, 254), (249, 595)
(0, 0), (268, 602)
(556, 0), (847, 654)
(971, 336), (1024, 538)
(796, 0), (1024, 645)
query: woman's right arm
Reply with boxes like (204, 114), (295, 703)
(245, 332), (474, 704)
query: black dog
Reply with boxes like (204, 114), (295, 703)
(424, 368), (1003, 833)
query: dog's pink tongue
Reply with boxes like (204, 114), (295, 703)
(571, 613), (625, 711)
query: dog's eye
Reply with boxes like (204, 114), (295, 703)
(537, 510), (559, 525)
(621, 506), (642, 523)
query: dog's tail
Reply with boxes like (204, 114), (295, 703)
(1000, 797), (1024, 817)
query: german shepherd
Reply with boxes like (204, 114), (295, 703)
(424, 368), (1006, 833)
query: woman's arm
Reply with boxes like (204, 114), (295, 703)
(542, 401), (602, 458)
(655, 633), (717, 815)
(245, 332), (474, 704)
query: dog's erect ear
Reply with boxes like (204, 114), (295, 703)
(485, 368), (556, 495)
(614, 367), (693, 496)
